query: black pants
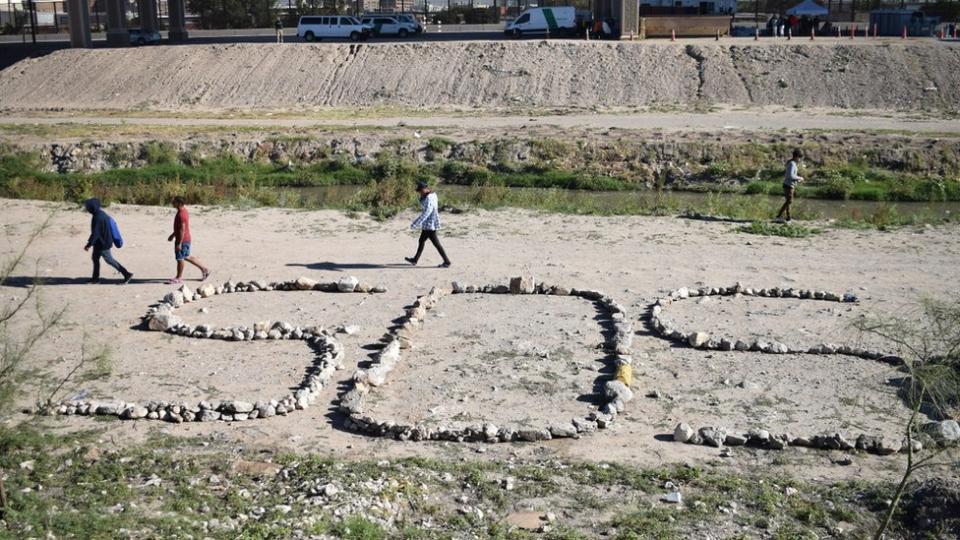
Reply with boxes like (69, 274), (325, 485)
(776, 184), (795, 220)
(413, 230), (450, 264)
(92, 248), (130, 280)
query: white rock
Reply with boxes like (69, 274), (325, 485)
(662, 492), (682, 504)
(179, 284), (194, 302)
(688, 332), (710, 348)
(163, 291), (184, 308)
(148, 313), (182, 332)
(674, 423), (695, 443)
(197, 284), (216, 298)
(295, 277), (318, 290)
(337, 276), (359, 292)
(922, 420), (960, 445)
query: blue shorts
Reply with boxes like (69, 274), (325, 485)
(175, 242), (191, 261)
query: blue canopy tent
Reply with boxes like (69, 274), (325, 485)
(786, 0), (829, 17)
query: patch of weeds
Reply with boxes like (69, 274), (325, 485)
(610, 504), (687, 539)
(528, 138), (572, 162)
(426, 136), (454, 153)
(140, 141), (178, 165)
(738, 221), (821, 238)
(77, 344), (113, 382)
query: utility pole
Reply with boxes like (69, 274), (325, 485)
(27, 0), (37, 43)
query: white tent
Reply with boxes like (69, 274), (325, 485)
(786, 0), (828, 16)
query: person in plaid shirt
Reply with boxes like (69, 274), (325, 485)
(405, 181), (452, 268)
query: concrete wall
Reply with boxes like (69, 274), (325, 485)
(641, 15), (731, 37)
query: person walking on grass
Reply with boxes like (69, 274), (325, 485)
(405, 181), (452, 268)
(167, 197), (210, 284)
(775, 149), (804, 223)
(83, 198), (133, 284)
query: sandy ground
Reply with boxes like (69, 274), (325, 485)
(364, 293), (607, 430)
(1, 41), (958, 112)
(2, 198), (958, 483)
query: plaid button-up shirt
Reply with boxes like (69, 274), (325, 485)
(411, 192), (441, 231)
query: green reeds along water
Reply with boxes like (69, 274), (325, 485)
(1, 150), (957, 226)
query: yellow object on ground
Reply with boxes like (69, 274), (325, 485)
(615, 364), (632, 386)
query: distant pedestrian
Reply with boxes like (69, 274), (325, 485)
(83, 198), (133, 284)
(167, 197), (210, 284)
(775, 149), (804, 223)
(777, 16), (785, 37)
(275, 18), (284, 43)
(405, 181), (451, 268)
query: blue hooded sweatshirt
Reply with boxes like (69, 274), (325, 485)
(84, 198), (114, 251)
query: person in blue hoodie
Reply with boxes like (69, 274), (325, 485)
(83, 198), (133, 284)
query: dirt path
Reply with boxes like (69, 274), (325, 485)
(3, 107), (960, 133)
(3, 198), (958, 483)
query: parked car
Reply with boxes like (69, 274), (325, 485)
(505, 7), (577, 37)
(128, 28), (161, 45)
(297, 15), (372, 42)
(359, 15), (418, 37)
(363, 12), (423, 34)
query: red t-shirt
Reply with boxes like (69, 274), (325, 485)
(174, 207), (192, 244)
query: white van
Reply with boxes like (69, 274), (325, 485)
(504, 7), (577, 37)
(297, 15), (372, 42)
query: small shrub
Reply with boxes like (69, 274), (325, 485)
(332, 515), (386, 540)
(738, 221), (820, 238)
(105, 145), (132, 168)
(703, 161), (732, 179)
(744, 180), (777, 195)
(140, 141), (177, 166)
(426, 137), (454, 154)
(349, 177), (417, 220)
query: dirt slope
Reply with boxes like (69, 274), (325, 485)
(0, 41), (958, 112)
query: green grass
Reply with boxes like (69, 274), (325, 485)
(0, 146), (955, 228)
(740, 166), (960, 204)
(0, 426), (924, 539)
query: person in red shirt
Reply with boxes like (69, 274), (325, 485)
(167, 197), (210, 284)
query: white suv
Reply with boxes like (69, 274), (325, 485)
(359, 16), (418, 37)
(297, 16), (372, 42)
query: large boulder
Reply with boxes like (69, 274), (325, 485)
(923, 420), (960, 446)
